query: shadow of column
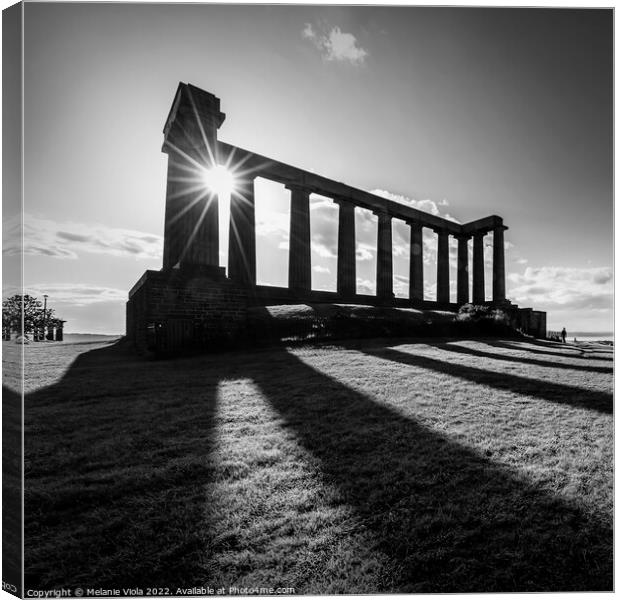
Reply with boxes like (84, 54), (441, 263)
(248, 347), (612, 592)
(24, 343), (220, 589)
(22, 341), (613, 593)
(358, 343), (613, 415)
(490, 339), (613, 361)
(439, 341), (613, 374)
(3, 385), (23, 595)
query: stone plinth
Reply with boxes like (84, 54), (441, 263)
(126, 267), (248, 353)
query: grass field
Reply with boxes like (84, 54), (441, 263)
(12, 335), (613, 593)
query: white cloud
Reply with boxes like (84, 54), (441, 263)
(303, 23), (368, 65)
(393, 274), (409, 297)
(369, 189), (460, 223)
(356, 278), (375, 295)
(310, 194), (338, 211)
(312, 265), (330, 274)
(26, 283), (127, 307)
(356, 244), (375, 261)
(255, 212), (289, 237)
(507, 266), (613, 316)
(3, 214), (162, 261)
(311, 240), (337, 258)
(302, 23), (315, 39)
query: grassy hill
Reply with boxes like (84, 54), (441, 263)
(12, 335), (613, 593)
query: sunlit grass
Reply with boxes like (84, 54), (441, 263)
(19, 337), (613, 592)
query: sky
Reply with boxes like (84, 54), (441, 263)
(3, 2), (613, 333)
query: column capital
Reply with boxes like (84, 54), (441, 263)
(372, 206), (391, 216)
(493, 224), (509, 233)
(332, 195), (356, 207)
(284, 182), (309, 193)
(454, 232), (472, 241)
(405, 219), (424, 228)
(433, 227), (450, 237)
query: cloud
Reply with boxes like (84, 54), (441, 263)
(303, 23), (368, 65)
(255, 211), (289, 238)
(356, 278), (375, 295)
(310, 194), (338, 211)
(311, 239), (337, 259)
(312, 265), (330, 274)
(302, 23), (315, 39)
(393, 273), (409, 297)
(370, 189), (460, 223)
(26, 283), (127, 307)
(507, 266), (613, 315)
(3, 214), (162, 261)
(356, 244), (375, 261)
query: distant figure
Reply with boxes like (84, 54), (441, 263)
(561, 327), (567, 343)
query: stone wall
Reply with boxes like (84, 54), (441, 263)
(126, 268), (250, 353)
(126, 267), (468, 353)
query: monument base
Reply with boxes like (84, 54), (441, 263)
(126, 270), (548, 354)
(126, 268), (251, 354)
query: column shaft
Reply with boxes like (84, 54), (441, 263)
(493, 225), (507, 302)
(228, 178), (256, 285)
(436, 230), (450, 303)
(336, 199), (356, 297)
(472, 232), (485, 303)
(163, 156), (219, 269)
(409, 222), (424, 301)
(376, 212), (394, 300)
(287, 186), (312, 291)
(457, 235), (470, 304)
(161, 85), (225, 271)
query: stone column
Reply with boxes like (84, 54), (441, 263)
(161, 84), (225, 271)
(166, 156), (219, 270)
(375, 210), (394, 300)
(287, 184), (312, 291)
(493, 224), (507, 302)
(456, 234), (470, 305)
(472, 231), (486, 304)
(228, 177), (256, 285)
(435, 229), (450, 304)
(335, 198), (356, 298)
(408, 221), (424, 301)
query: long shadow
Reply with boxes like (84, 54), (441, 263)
(248, 348), (611, 592)
(22, 341), (613, 593)
(357, 344), (612, 415)
(24, 342), (219, 589)
(3, 385), (23, 596)
(491, 339), (613, 362)
(439, 341), (613, 374)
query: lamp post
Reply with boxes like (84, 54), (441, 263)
(43, 294), (48, 342)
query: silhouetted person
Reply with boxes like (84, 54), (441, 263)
(561, 327), (567, 343)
